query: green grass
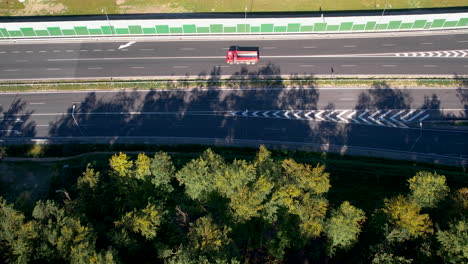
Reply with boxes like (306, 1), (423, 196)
(0, 0), (466, 16)
(0, 78), (463, 93)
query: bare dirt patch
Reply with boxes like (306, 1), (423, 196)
(7, 0), (66, 16)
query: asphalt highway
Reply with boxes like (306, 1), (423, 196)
(0, 88), (467, 163)
(0, 33), (467, 79)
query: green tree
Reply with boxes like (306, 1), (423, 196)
(0, 197), (37, 264)
(77, 164), (100, 190)
(436, 219), (468, 264)
(149, 151), (176, 192)
(383, 195), (433, 241)
(372, 252), (413, 264)
(296, 193), (328, 238)
(134, 153), (151, 180)
(32, 200), (105, 264)
(188, 215), (231, 254)
(408, 171), (450, 208)
(114, 202), (163, 240)
(325, 201), (366, 255)
(109, 152), (133, 178)
(281, 159), (331, 195)
(176, 149), (225, 201)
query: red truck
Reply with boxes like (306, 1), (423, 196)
(226, 46), (259, 65)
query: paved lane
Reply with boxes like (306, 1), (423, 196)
(0, 33), (467, 79)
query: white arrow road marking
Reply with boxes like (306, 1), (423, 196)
(230, 111), (237, 116)
(118, 41), (136, 50)
(325, 111), (338, 122)
(358, 110), (372, 124)
(284, 111), (291, 119)
(400, 110), (416, 121)
(379, 110), (397, 127)
(304, 111), (314, 120)
(419, 114), (430, 121)
(242, 110), (248, 117)
(315, 111), (325, 121)
(368, 110), (384, 125)
(346, 111), (360, 123)
(273, 111), (281, 118)
(253, 111), (259, 117)
(337, 110), (349, 123)
(435, 51), (442, 57)
(293, 111), (302, 119)
(263, 111), (270, 117)
(408, 110), (427, 122)
(390, 110), (408, 128)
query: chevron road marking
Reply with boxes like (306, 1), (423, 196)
(337, 110), (349, 123)
(293, 111), (302, 119)
(359, 110), (372, 124)
(368, 110), (384, 125)
(304, 111), (314, 120)
(408, 110), (427, 122)
(325, 111), (338, 122)
(230, 109), (430, 128)
(379, 110), (397, 127)
(346, 111), (360, 123)
(315, 111), (325, 121)
(390, 110), (408, 128)
(400, 110), (417, 121)
(419, 114), (430, 122)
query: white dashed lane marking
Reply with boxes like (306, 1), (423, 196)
(180, 48), (195, 50)
(382, 44), (396, 46)
(300, 65), (316, 67)
(4, 69), (20, 72)
(423, 65), (437, 67)
(12, 51), (20, 53)
(382, 65), (396, 67)
(80, 50), (88, 52)
(173, 66), (188, 68)
(46, 68), (61, 71)
(303, 46), (317, 48)
(263, 47), (277, 49)
(53, 50), (60, 52)
(93, 49), (102, 51)
(420, 43), (432, 45)
(341, 65), (356, 67)
(65, 50), (74, 52)
(131, 67), (145, 69)
(29, 102), (45, 105)
(140, 48), (154, 51)
(344, 45), (357, 47)
(25, 51), (33, 53)
(87, 67), (103, 70)
(39, 51), (47, 53)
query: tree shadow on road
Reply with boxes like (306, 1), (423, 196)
(0, 98), (36, 138)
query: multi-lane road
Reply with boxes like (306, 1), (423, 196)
(0, 32), (467, 79)
(0, 87), (467, 164)
(0, 32), (467, 165)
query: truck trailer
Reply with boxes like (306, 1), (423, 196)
(225, 46), (259, 65)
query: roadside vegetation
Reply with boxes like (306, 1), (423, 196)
(0, 0), (466, 16)
(0, 78), (463, 92)
(0, 145), (466, 263)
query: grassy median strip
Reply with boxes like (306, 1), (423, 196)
(0, 78), (464, 92)
(1, 0), (467, 16)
